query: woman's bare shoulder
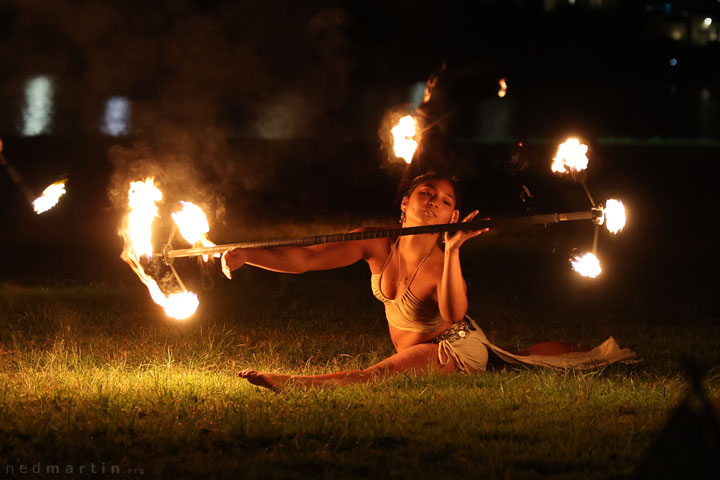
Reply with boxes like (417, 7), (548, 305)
(347, 226), (395, 265)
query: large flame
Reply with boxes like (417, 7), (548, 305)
(120, 178), (198, 320)
(32, 180), (66, 214)
(127, 179), (162, 260)
(171, 201), (217, 261)
(552, 138), (589, 174)
(604, 199), (626, 234)
(391, 115), (419, 164)
(571, 252), (602, 278)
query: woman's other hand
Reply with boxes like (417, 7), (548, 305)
(444, 210), (489, 252)
(221, 248), (247, 279)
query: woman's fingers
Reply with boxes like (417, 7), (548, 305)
(221, 251), (233, 279)
(222, 249), (244, 280)
(461, 209), (479, 223)
(445, 209), (490, 250)
(467, 227), (490, 238)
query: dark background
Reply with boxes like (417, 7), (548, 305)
(0, 0), (718, 321)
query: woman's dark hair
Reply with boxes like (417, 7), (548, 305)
(404, 171), (462, 210)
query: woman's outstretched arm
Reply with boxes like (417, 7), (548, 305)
(221, 228), (378, 278)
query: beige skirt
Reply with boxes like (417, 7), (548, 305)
(434, 316), (638, 373)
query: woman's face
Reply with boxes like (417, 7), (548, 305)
(401, 178), (459, 226)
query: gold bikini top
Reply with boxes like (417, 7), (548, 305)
(371, 239), (444, 333)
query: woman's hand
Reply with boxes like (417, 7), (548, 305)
(221, 248), (247, 279)
(444, 209), (489, 252)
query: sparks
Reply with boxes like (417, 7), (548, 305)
(391, 115), (419, 164)
(120, 178), (199, 320)
(32, 180), (66, 214)
(571, 252), (602, 278)
(552, 138), (589, 174)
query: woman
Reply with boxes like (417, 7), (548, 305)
(222, 173), (635, 390)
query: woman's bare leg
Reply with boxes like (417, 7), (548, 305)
(239, 343), (456, 390)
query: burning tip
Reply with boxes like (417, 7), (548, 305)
(552, 138), (589, 174)
(163, 292), (199, 320)
(391, 115), (419, 164)
(172, 201), (210, 245)
(121, 178), (207, 320)
(604, 199), (626, 234)
(171, 201), (217, 261)
(127, 178), (163, 261)
(32, 180), (67, 214)
(571, 252), (602, 278)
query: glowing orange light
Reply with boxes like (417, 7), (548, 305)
(171, 201), (217, 261)
(498, 78), (508, 98)
(32, 180), (66, 214)
(120, 178), (199, 320)
(552, 138), (589, 174)
(571, 252), (602, 278)
(391, 115), (419, 164)
(604, 199), (626, 234)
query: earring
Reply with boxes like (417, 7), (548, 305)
(399, 211), (406, 224)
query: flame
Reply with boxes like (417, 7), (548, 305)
(163, 292), (200, 320)
(604, 199), (626, 234)
(171, 201), (217, 261)
(571, 252), (602, 278)
(391, 115), (419, 164)
(32, 180), (66, 214)
(172, 201), (212, 245)
(497, 78), (507, 98)
(552, 138), (589, 174)
(120, 178), (199, 320)
(126, 179), (162, 260)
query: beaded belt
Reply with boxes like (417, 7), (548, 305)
(430, 317), (476, 344)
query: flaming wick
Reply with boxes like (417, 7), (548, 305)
(552, 138), (589, 174)
(32, 180), (67, 214)
(571, 252), (602, 278)
(551, 138), (596, 207)
(120, 178), (199, 320)
(391, 115), (419, 164)
(171, 201), (218, 261)
(603, 199), (626, 234)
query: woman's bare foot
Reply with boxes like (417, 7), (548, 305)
(238, 369), (291, 391)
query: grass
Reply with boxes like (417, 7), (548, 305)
(1, 236), (719, 479)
